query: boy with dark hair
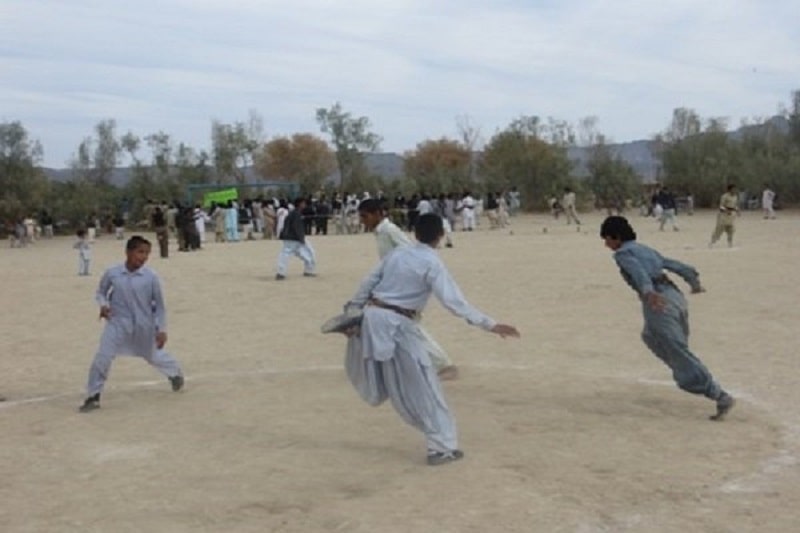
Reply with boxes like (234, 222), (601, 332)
(709, 184), (739, 248)
(341, 213), (519, 465)
(600, 216), (734, 420)
(78, 236), (184, 412)
(275, 197), (317, 280)
(358, 200), (459, 379)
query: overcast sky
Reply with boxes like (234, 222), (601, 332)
(2, 0), (798, 167)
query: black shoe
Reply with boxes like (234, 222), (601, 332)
(303, 272), (317, 277)
(275, 274), (286, 280)
(445, 242), (453, 248)
(169, 375), (184, 392)
(426, 449), (464, 466)
(710, 392), (734, 421)
(79, 395), (100, 413)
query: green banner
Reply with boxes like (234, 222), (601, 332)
(203, 188), (238, 208)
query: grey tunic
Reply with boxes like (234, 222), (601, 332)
(344, 243), (496, 453)
(613, 241), (721, 399)
(86, 264), (180, 396)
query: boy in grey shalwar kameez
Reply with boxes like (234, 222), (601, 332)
(600, 216), (734, 420)
(79, 236), (184, 413)
(341, 214), (519, 465)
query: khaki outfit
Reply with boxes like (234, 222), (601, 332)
(710, 192), (738, 247)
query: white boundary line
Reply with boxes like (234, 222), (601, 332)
(2, 362), (797, 496)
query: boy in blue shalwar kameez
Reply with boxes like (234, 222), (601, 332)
(600, 216), (734, 421)
(79, 236), (184, 413)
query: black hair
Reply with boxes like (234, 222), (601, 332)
(357, 198), (382, 214)
(600, 216), (637, 242)
(415, 213), (445, 244)
(126, 235), (151, 251)
(76, 229), (86, 238)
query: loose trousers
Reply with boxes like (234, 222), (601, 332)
(641, 284), (721, 400)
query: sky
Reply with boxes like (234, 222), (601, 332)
(1, 0), (798, 168)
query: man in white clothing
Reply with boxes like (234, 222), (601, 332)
(459, 192), (477, 231)
(762, 186), (776, 219)
(358, 200), (458, 378)
(341, 213), (519, 465)
(562, 187), (581, 226)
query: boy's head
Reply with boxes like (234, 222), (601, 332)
(76, 229), (86, 238)
(358, 198), (384, 230)
(600, 216), (636, 251)
(415, 214), (445, 246)
(125, 235), (152, 270)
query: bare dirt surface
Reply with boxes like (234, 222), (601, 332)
(2, 210), (798, 532)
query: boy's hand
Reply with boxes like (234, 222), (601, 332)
(156, 331), (168, 349)
(98, 306), (111, 320)
(645, 291), (666, 312)
(340, 326), (361, 338)
(490, 324), (520, 338)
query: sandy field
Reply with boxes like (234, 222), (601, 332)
(1, 209), (799, 533)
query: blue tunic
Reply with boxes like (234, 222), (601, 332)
(613, 241), (720, 399)
(95, 264), (167, 358)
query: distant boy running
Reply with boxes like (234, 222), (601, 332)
(78, 236), (184, 412)
(275, 197), (317, 280)
(358, 199), (458, 379)
(600, 216), (734, 421)
(342, 213), (519, 465)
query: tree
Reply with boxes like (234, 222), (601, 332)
(70, 119), (122, 186)
(585, 137), (641, 213)
(456, 114), (482, 182)
(0, 121), (49, 223)
(480, 116), (572, 209)
(789, 89), (800, 147)
(211, 110), (263, 183)
(403, 138), (472, 194)
(657, 112), (739, 206)
(316, 102), (382, 191)
(61, 119), (124, 225)
(256, 133), (335, 194)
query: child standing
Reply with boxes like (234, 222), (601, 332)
(600, 216), (734, 421)
(73, 229), (92, 276)
(78, 236), (184, 413)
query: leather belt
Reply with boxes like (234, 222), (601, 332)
(367, 298), (417, 319)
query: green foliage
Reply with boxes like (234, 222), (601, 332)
(658, 96), (800, 206)
(479, 116), (573, 210)
(0, 121), (50, 223)
(586, 141), (641, 211)
(316, 102), (382, 191)
(211, 111), (263, 183)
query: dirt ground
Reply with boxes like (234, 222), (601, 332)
(1, 210), (798, 533)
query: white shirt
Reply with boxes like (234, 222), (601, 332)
(375, 218), (411, 259)
(276, 207), (289, 236)
(563, 192), (576, 208)
(762, 189), (775, 206)
(417, 199), (433, 215)
(350, 243), (496, 330)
